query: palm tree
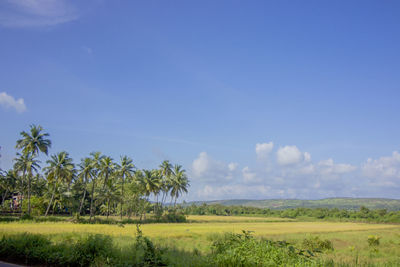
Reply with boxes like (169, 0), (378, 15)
(170, 165), (189, 208)
(135, 169), (161, 220)
(98, 180), (120, 219)
(16, 124), (51, 156)
(99, 156), (114, 189)
(159, 160), (173, 207)
(14, 153), (40, 215)
(77, 157), (95, 215)
(117, 156), (135, 219)
(43, 152), (75, 216)
(151, 169), (162, 214)
(89, 151), (103, 221)
(15, 125), (51, 215)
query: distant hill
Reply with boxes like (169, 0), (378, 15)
(187, 198), (400, 211)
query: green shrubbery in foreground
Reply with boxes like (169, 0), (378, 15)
(0, 230), (338, 267)
(0, 232), (171, 266)
(211, 231), (318, 266)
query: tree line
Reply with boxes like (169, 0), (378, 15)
(184, 203), (400, 223)
(0, 125), (190, 221)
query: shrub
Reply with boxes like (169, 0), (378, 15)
(0, 233), (51, 265)
(20, 213), (34, 220)
(68, 235), (114, 266)
(133, 225), (167, 266)
(21, 196), (46, 216)
(161, 211), (187, 223)
(302, 236), (334, 252)
(210, 230), (314, 266)
(367, 235), (381, 247)
(0, 233), (115, 266)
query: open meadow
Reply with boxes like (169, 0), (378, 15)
(1, 215), (400, 266)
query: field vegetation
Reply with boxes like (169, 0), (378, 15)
(1, 215), (400, 266)
(1, 125), (400, 266)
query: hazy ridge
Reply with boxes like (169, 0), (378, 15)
(188, 198), (400, 211)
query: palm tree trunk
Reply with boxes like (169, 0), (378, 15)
(103, 172), (108, 189)
(45, 182), (57, 217)
(161, 191), (166, 207)
(45, 190), (55, 216)
(154, 194), (158, 214)
(107, 199), (110, 219)
(20, 170), (26, 215)
(79, 188), (87, 215)
(90, 180), (95, 222)
(120, 176), (124, 220)
(27, 173), (31, 215)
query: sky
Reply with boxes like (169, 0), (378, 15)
(1, 0), (400, 201)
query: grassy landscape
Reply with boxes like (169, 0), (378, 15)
(1, 215), (400, 266)
(2, 126), (400, 266)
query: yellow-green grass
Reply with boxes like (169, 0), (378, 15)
(187, 215), (295, 223)
(1, 216), (399, 265)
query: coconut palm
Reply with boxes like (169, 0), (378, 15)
(98, 179), (120, 219)
(89, 151), (103, 221)
(15, 125), (51, 215)
(116, 156), (135, 219)
(135, 170), (160, 220)
(14, 153), (40, 215)
(140, 170), (158, 197)
(159, 160), (173, 206)
(77, 157), (95, 215)
(16, 124), (51, 157)
(43, 151), (75, 216)
(170, 165), (189, 208)
(99, 156), (114, 189)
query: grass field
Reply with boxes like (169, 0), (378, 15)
(1, 215), (400, 266)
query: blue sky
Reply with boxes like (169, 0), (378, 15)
(1, 0), (400, 201)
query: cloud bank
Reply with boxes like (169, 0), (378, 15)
(0, 92), (26, 113)
(188, 140), (399, 201)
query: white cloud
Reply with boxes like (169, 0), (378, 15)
(276, 145), (306, 165)
(242, 166), (258, 183)
(255, 142), (274, 159)
(304, 152), (311, 162)
(0, 92), (26, 113)
(188, 144), (400, 201)
(362, 151), (400, 179)
(192, 152), (210, 177)
(191, 152), (238, 182)
(299, 164), (315, 175)
(228, 162), (238, 171)
(0, 0), (79, 27)
(196, 184), (271, 200)
(318, 159), (357, 175)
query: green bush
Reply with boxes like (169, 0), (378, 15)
(210, 230), (315, 266)
(0, 233), (52, 265)
(0, 231), (169, 266)
(367, 235), (381, 247)
(67, 235), (114, 266)
(302, 236), (334, 252)
(161, 211), (187, 223)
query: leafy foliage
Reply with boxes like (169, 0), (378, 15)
(301, 236), (334, 252)
(210, 230), (316, 266)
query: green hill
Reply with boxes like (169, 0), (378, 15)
(188, 198), (400, 211)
